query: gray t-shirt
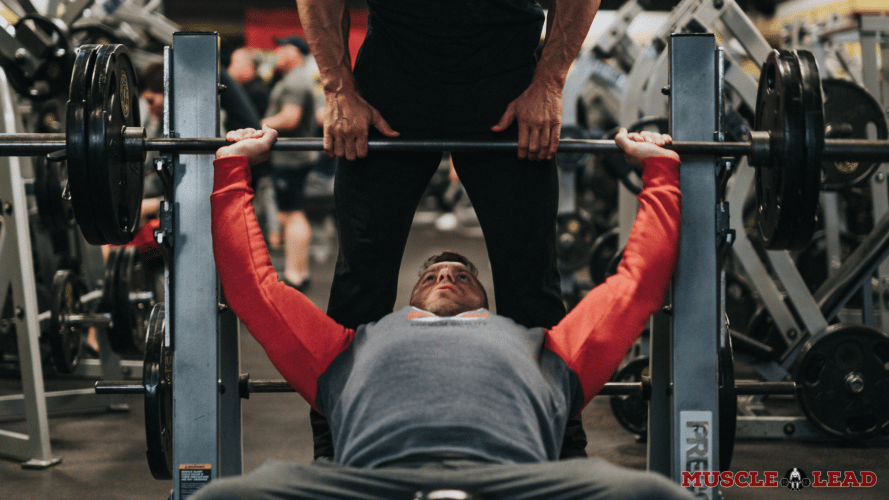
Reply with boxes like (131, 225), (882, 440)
(266, 64), (318, 168)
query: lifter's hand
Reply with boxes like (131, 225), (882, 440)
(491, 78), (562, 161)
(216, 125), (278, 165)
(614, 128), (680, 166)
(323, 90), (399, 161)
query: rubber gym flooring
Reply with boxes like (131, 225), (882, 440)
(2, 215), (887, 500)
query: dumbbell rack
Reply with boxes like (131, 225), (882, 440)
(0, 69), (136, 467)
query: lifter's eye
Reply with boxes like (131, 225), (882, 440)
(458, 274), (468, 281)
(425, 275), (435, 282)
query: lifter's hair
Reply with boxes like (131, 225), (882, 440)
(419, 251), (480, 277)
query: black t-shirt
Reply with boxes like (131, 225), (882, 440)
(356, 0), (545, 138)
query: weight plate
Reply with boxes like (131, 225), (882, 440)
(110, 247), (149, 354)
(794, 50), (825, 248)
(601, 117), (668, 195)
(754, 50), (814, 251)
(9, 14), (74, 101)
(724, 271), (757, 336)
(795, 324), (889, 438)
(87, 44), (143, 245)
(47, 269), (85, 374)
(556, 125), (591, 171)
(719, 326), (737, 471)
(609, 356), (649, 437)
(66, 45), (105, 244)
(556, 212), (597, 272)
(33, 155), (75, 231)
(589, 228), (618, 285)
(821, 79), (889, 190)
(144, 303), (172, 480)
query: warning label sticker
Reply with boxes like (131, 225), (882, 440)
(179, 464), (211, 498)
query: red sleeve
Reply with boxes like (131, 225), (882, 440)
(211, 156), (354, 412)
(546, 156), (681, 407)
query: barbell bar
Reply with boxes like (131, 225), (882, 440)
(6, 43), (889, 249)
(1, 132), (887, 160)
(94, 373), (797, 399)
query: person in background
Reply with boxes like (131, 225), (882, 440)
(261, 36), (319, 290)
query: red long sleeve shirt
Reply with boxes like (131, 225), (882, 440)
(211, 154), (680, 465)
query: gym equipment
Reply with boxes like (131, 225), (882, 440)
(588, 228), (619, 285)
(103, 246), (155, 354)
(46, 269), (88, 374)
(820, 79), (889, 190)
(795, 324), (889, 439)
(142, 303), (172, 480)
(96, 333), (800, 477)
(555, 212), (597, 272)
(609, 356), (650, 437)
(0, 47), (886, 247)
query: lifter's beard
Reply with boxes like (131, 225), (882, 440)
(423, 301), (474, 318)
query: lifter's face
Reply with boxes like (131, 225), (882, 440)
(409, 262), (488, 317)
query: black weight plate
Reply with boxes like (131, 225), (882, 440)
(66, 45), (104, 244)
(795, 324), (889, 439)
(794, 50), (824, 248)
(724, 271), (757, 336)
(33, 155), (75, 231)
(719, 327), (737, 471)
(589, 228), (618, 285)
(820, 79), (889, 190)
(754, 50), (809, 250)
(103, 246), (130, 353)
(101, 246), (124, 313)
(144, 303), (172, 480)
(609, 356), (649, 437)
(47, 269), (84, 374)
(556, 212), (597, 272)
(556, 125), (591, 171)
(111, 246), (149, 354)
(601, 117), (669, 195)
(12, 14), (74, 101)
(87, 44), (142, 245)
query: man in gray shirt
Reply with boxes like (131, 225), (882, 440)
(262, 36), (319, 290)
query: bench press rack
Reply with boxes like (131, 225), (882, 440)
(105, 32), (734, 499)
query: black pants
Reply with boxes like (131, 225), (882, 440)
(327, 147), (565, 330)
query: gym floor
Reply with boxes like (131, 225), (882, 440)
(2, 216), (887, 500)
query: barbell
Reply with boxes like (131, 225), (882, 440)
(1, 44), (888, 248)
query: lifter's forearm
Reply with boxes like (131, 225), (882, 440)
(295, 0), (356, 94)
(536, 0), (601, 87)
